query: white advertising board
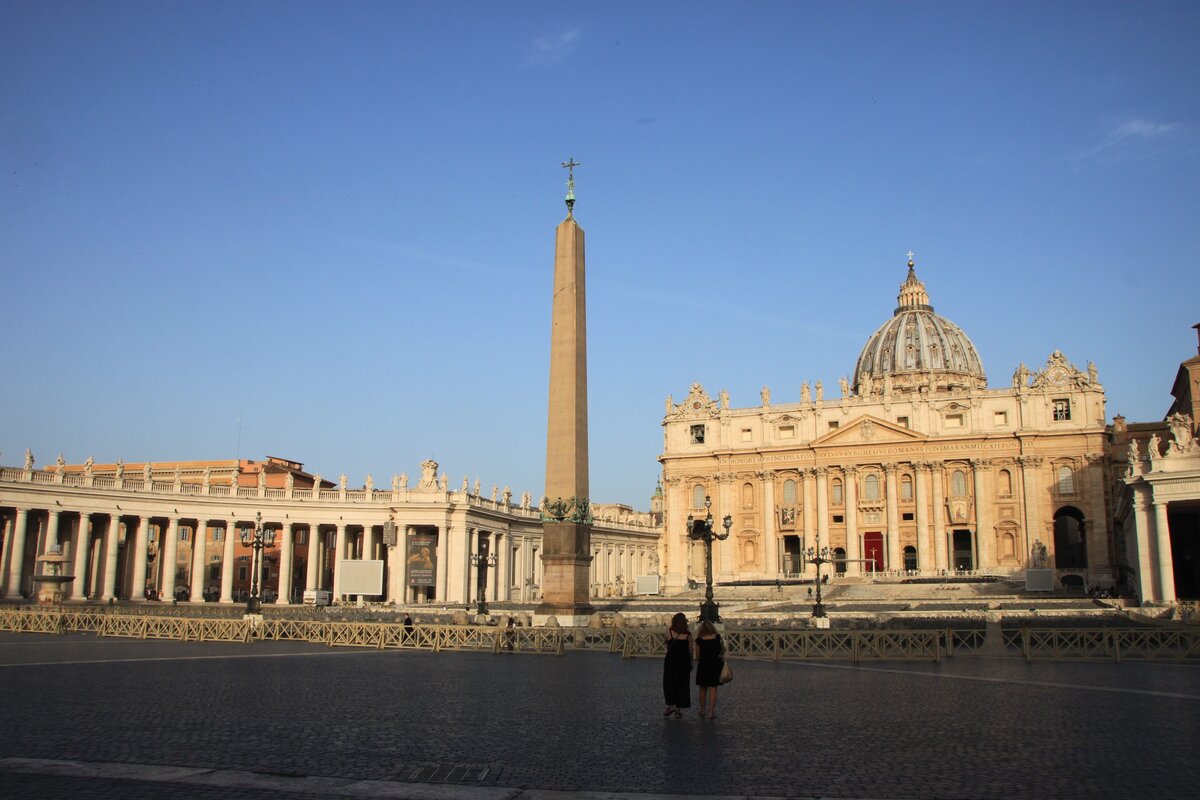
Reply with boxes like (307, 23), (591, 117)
(338, 560), (385, 595)
(636, 575), (661, 595)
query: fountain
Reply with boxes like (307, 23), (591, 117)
(31, 546), (75, 605)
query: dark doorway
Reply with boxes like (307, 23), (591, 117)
(952, 529), (974, 570)
(903, 545), (918, 571)
(1169, 502), (1200, 600)
(863, 532), (884, 572)
(1053, 507), (1088, 569)
(834, 547), (847, 574)
(782, 535), (803, 575)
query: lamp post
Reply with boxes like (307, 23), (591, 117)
(239, 512), (275, 614)
(470, 541), (498, 616)
(687, 494), (732, 623)
(805, 534), (833, 618)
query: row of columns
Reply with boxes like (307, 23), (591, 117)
(1130, 489), (1178, 604)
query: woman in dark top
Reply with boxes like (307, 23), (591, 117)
(662, 612), (692, 717)
(693, 620), (723, 719)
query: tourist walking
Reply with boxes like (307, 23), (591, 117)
(694, 620), (724, 719)
(662, 612), (692, 717)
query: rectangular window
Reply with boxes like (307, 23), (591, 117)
(296, 530), (307, 545)
(690, 424), (706, 445)
(741, 428), (753, 442)
(994, 411), (1008, 426)
(779, 425), (795, 438)
(1052, 399), (1071, 421)
(897, 416), (909, 428)
(180, 529), (189, 542)
(945, 414), (964, 428)
(902, 512), (914, 521)
(211, 527), (223, 542)
(832, 514), (844, 524)
(238, 566), (247, 581)
(828, 421), (840, 430)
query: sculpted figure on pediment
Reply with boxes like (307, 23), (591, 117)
(398, 472), (408, 488)
(142, 461), (151, 481)
(419, 459), (439, 488)
(1148, 434), (1161, 462)
(801, 382), (811, 403)
(474, 479), (481, 496)
(365, 474), (374, 492)
(24, 449), (34, 470)
(1167, 413), (1196, 455)
(674, 383), (719, 418)
(815, 380), (823, 402)
(84, 456), (94, 477)
(439, 474), (448, 490)
(761, 385), (771, 406)
(719, 389), (729, 409)
(839, 376), (849, 398)
(115, 458), (124, 478)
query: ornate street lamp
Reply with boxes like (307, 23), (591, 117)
(805, 533), (833, 618)
(239, 512), (275, 614)
(687, 495), (732, 623)
(470, 542), (498, 615)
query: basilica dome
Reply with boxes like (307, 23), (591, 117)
(852, 257), (986, 396)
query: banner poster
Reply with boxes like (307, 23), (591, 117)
(407, 534), (437, 587)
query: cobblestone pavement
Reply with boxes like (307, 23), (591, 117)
(1, 632), (1198, 799)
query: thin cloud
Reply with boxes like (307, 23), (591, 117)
(528, 28), (580, 65)
(1072, 118), (1189, 163)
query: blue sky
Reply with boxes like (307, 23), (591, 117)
(3, 2), (1198, 507)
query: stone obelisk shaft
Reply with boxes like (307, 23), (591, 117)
(538, 215), (594, 623)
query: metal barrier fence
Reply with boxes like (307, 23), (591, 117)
(2, 609), (1197, 662)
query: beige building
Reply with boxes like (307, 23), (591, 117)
(658, 257), (1112, 593)
(0, 456), (658, 607)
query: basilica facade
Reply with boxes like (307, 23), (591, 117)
(658, 257), (1113, 593)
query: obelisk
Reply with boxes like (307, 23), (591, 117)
(536, 158), (594, 625)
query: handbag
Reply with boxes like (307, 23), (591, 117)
(719, 660), (733, 684)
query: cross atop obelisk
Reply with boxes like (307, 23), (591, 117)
(562, 157), (580, 216)
(537, 158), (594, 625)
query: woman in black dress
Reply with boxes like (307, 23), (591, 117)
(693, 620), (723, 719)
(662, 612), (692, 717)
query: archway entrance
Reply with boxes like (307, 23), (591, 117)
(1169, 501), (1200, 600)
(903, 545), (917, 572)
(782, 535), (803, 576)
(1053, 507), (1088, 569)
(863, 532), (884, 573)
(952, 530), (974, 570)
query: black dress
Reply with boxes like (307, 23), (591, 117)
(695, 635), (723, 688)
(662, 633), (692, 708)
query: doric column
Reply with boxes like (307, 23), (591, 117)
(884, 464), (901, 571)
(715, 474), (734, 582)
(816, 467), (830, 564)
(844, 466), (860, 576)
(5, 509), (29, 599)
(493, 532), (506, 601)
(46, 510), (61, 552)
(276, 523), (295, 604)
(0, 514), (11, 597)
(221, 520), (237, 603)
(801, 469), (816, 578)
(762, 471), (777, 577)
(101, 515), (120, 601)
(435, 525), (449, 603)
(932, 463), (947, 571)
(160, 517), (179, 600)
(332, 522), (347, 600)
(914, 462), (931, 573)
(304, 525), (320, 595)
(70, 514), (92, 601)
(130, 518), (149, 601)
(363, 524), (377, 563)
(1153, 498), (1176, 603)
(189, 520), (208, 602)
(1018, 456), (1043, 562)
(463, 527), (478, 604)
(971, 459), (991, 569)
(1130, 490), (1157, 603)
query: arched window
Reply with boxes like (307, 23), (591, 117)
(901, 474), (913, 501)
(742, 482), (755, 508)
(951, 469), (967, 497)
(834, 547), (847, 574)
(1056, 465), (1075, 495)
(831, 478), (844, 506)
(998, 469), (1013, 496)
(864, 474), (880, 500)
(903, 545), (918, 571)
(783, 479), (797, 504)
(692, 484), (706, 509)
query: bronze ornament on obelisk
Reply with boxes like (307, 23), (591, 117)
(536, 158), (594, 625)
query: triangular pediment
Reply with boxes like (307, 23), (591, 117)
(811, 415), (927, 447)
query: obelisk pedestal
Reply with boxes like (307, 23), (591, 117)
(536, 164), (594, 626)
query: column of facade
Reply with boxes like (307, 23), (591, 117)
(884, 464), (901, 571)
(1153, 497), (1176, 603)
(715, 476), (734, 582)
(332, 522), (347, 600)
(305, 525), (320, 595)
(221, 520), (237, 602)
(932, 463), (947, 571)
(1018, 456), (1043, 563)
(844, 467), (861, 576)
(160, 517), (179, 600)
(45, 510), (61, 552)
(972, 459), (992, 570)
(762, 472), (778, 577)
(392, 524), (409, 604)
(435, 525), (449, 603)
(101, 515), (120, 601)
(0, 514), (11, 597)
(189, 520), (208, 602)
(801, 469), (817, 579)
(277, 523), (295, 604)
(914, 463), (931, 573)
(493, 532), (506, 601)
(462, 527), (477, 603)
(1130, 490), (1158, 603)
(815, 468), (830, 574)
(4, 509), (29, 599)
(69, 514), (92, 601)
(365, 524), (377, 562)
(130, 518), (149, 601)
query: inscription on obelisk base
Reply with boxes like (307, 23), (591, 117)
(535, 158), (594, 627)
